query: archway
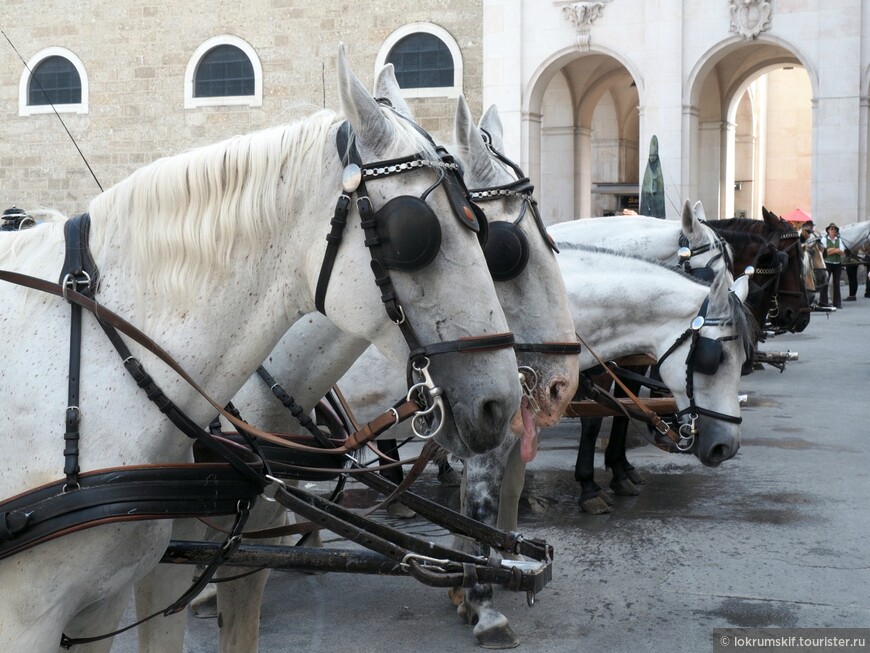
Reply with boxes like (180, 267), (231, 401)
(687, 38), (815, 220)
(531, 50), (640, 224)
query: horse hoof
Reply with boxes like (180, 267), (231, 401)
(610, 478), (640, 496)
(625, 468), (647, 485)
(474, 618), (520, 649)
(597, 489), (615, 505)
(387, 502), (416, 519)
(189, 586), (218, 619)
(580, 496), (612, 514)
(437, 466), (462, 487)
(448, 587), (465, 607)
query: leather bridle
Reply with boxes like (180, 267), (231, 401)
(750, 228), (809, 323)
(653, 296), (743, 452)
(314, 120), (516, 438)
(677, 230), (732, 282)
(467, 130), (582, 414)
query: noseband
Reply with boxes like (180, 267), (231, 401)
(314, 120), (515, 438)
(654, 296), (743, 451)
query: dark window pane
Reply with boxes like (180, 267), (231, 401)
(28, 56), (81, 105)
(387, 33), (454, 89)
(195, 45), (255, 97)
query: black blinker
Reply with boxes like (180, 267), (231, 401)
(375, 196), (442, 271)
(694, 336), (724, 375)
(483, 221), (530, 281)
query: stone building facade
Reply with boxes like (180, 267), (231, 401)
(485, 0), (868, 225)
(0, 1), (483, 215)
(1, 1), (865, 228)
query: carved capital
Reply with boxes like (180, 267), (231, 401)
(562, 1), (612, 35)
(729, 0), (772, 40)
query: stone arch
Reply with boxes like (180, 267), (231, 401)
(523, 45), (642, 221)
(684, 35), (815, 219)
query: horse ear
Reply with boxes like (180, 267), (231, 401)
(374, 64), (414, 120)
(337, 44), (396, 152)
(681, 200), (696, 236)
(692, 200), (707, 222)
(729, 274), (751, 303)
(454, 95), (475, 149)
(454, 95), (490, 178)
(479, 105), (504, 151)
(761, 206), (781, 229)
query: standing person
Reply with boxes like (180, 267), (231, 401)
(820, 223), (846, 308)
(799, 220), (816, 242)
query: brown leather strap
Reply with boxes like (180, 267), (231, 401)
(0, 269), (420, 456)
(574, 330), (680, 445)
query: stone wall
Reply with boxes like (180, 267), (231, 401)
(0, 0), (482, 214)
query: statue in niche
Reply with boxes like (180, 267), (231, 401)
(640, 135), (665, 219)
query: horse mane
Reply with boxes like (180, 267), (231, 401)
(725, 287), (761, 359)
(555, 242), (712, 286)
(86, 108), (435, 305)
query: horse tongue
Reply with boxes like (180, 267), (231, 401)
(519, 398), (540, 463)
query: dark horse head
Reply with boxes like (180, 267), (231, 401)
(705, 208), (811, 333)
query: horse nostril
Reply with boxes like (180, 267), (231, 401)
(550, 379), (570, 405)
(478, 397), (506, 439)
(707, 442), (738, 464)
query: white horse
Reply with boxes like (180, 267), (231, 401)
(839, 219), (870, 252)
(546, 202), (732, 280)
(0, 47), (522, 652)
(133, 71), (579, 652)
(336, 248), (755, 643)
(482, 245), (755, 540)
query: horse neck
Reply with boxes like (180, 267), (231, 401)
(79, 119), (342, 405)
(551, 217), (683, 262)
(561, 249), (707, 367)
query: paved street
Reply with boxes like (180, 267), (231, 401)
(113, 298), (870, 652)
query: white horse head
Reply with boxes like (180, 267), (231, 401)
(0, 46), (520, 649)
(372, 66), (579, 461)
(453, 97), (579, 462)
(556, 245), (757, 466)
(547, 200), (732, 281)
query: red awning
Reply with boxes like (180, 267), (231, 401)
(781, 208), (812, 224)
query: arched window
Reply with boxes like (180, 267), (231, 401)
(185, 36), (263, 108)
(195, 45), (254, 98)
(376, 24), (463, 99)
(29, 56), (81, 105)
(19, 48), (88, 116)
(388, 33), (453, 89)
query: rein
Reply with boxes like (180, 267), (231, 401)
(572, 332), (681, 450)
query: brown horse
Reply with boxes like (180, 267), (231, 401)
(705, 207), (811, 333)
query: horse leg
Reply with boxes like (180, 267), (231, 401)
(134, 519), (204, 653)
(63, 591), (132, 653)
(575, 417), (613, 513)
(605, 417), (641, 496)
(449, 439), (519, 649)
(212, 499), (291, 653)
(606, 369), (647, 496)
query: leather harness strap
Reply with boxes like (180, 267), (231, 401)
(573, 331), (681, 447)
(0, 268), (422, 456)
